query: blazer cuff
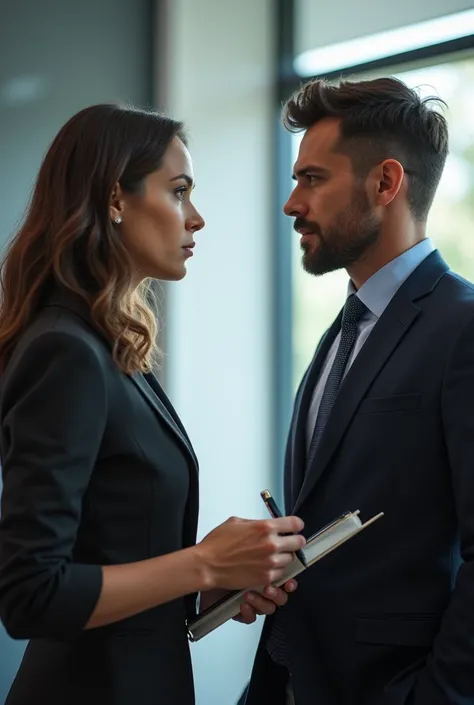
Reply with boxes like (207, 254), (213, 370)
(38, 563), (103, 639)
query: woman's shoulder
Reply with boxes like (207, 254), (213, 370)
(5, 299), (111, 384)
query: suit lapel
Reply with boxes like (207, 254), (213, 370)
(130, 372), (199, 473)
(293, 301), (420, 511)
(293, 250), (449, 513)
(287, 314), (342, 509)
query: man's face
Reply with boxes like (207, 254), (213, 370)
(284, 118), (381, 276)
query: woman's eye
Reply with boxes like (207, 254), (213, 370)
(174, 187), (187, 201)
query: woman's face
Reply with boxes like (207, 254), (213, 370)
(111, 137), (205, 282)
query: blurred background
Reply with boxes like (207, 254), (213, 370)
(0, 1), (473, 703)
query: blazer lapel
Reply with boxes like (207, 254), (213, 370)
(130, 372), (199, 473)
(293, 250), (449, 513)
(287, 313), (342, 510)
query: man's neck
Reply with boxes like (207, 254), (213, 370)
(347, 226), (426, 290)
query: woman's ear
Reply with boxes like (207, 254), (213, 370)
(109, 182), (125, 225)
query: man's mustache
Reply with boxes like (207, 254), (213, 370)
(293, 218), (321, 236)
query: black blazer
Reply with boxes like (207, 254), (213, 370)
(246, 251), (474, 705)
(0, 288), (200, 705)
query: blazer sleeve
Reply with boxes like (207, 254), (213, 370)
(411, 315), (474, 704)
(0, 330), (106, 640)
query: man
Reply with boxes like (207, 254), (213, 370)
(245, 76), (474, 705)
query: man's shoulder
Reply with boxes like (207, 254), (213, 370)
(444, 269), (474, 293)
(435, 269), (474, 308)
(429, 270), (474, 346)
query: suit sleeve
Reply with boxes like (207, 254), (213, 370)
(0, 331), (106, 639)
(411, 315), (474, 703)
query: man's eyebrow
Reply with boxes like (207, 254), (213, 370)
(292, 166), (331, 181)
(169, 173), (194, 187)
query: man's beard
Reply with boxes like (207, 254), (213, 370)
(298, 190), (381, 276)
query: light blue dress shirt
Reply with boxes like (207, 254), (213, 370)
(306, 238), (435, 452)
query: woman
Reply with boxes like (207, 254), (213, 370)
(0, 104), (305, 705)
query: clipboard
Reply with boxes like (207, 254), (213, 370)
(187, 509), (383, 642)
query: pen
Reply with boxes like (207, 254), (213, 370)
(260, 489), (307, 568)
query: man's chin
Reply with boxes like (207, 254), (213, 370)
(302, 252), (342, 276)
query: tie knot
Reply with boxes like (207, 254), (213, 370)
(341, 294), (367, 329)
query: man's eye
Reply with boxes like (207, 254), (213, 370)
(307, 175), (321, 184)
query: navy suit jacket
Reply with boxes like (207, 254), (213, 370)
(246, 251), (474, 705)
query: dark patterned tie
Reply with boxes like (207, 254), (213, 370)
(306, 294), (367, 468)
(266, 294), (367, 670)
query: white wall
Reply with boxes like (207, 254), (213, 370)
(296, 0), (474, 53)
(161, 1), (274, 703)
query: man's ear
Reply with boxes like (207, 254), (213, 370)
(372, 159), (405, 207)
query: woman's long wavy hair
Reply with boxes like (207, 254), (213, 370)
(0, 104), (185, 374)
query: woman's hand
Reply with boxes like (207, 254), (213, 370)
(199, 579), (298, 624)
(194, 515), (305, 591)
(235, 579), (298, 623)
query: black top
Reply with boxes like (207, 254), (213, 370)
(0, 287), (199, 705)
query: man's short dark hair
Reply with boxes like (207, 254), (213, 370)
(283, 77), (449, 221)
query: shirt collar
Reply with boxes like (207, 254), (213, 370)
(348, 238), (435, 318)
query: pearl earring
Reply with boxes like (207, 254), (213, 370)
(114, 216), (122, 224)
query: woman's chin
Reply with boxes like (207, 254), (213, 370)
(152, 265), (188, 282)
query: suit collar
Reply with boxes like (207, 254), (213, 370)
(389, 249), (449, 303)
(350, 238), (436, 319)
(44, 285), (110, 344)
(291, 250), (449, 513)
(44, 286), (92, 317)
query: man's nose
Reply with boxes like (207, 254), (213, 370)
(283, 191), (308, 218)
